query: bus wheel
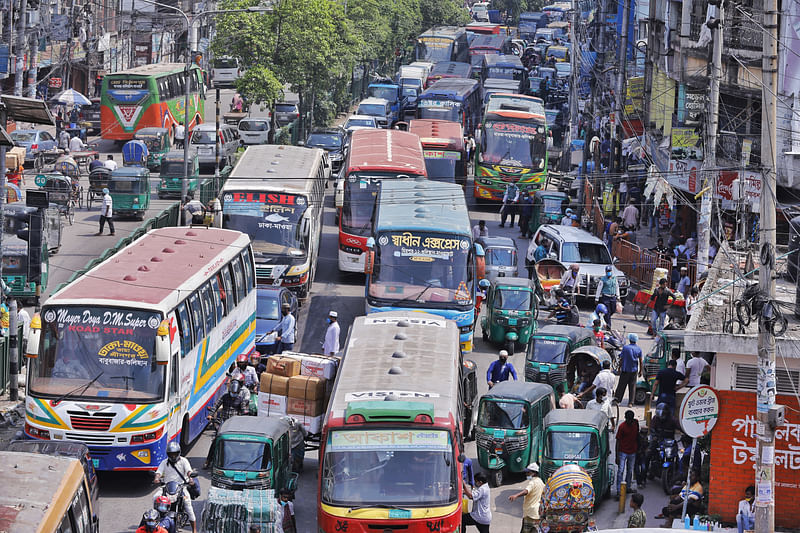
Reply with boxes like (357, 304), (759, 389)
(488, 468), (503, 487)
(180, 416), (192, 454)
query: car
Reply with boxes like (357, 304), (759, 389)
(238, 117), (271, 145)
(189, 123), (240, 170)
(255, 286), (298, 355)
(82, 98), (101, 134)
(304, 127), (347, 173)
(274, 102), (300, 126)
(10, 129), (58, 163)
(356, 97), (392, 128)
(343, 114), (378, 134)
(531, 224), (629, 303)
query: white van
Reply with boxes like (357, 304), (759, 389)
(190, 123), (240, 169)
(238, 118), (271, 145)
(471, 2), (490, 21)
(356, 97), (392, 128)
(212, 56), (241, 87)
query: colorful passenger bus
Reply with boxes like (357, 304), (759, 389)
(366, 180), (477, 351)
(416, 26), (469, 63)
(425, 61), (473, 88)
(338, 129), (427, 273)
(474, 105), (549, 201)
(318, 311), (466, 533)
(100, 63), (206, 141)
(417, 78), (481, 136)
(222, 145), (327, 300)
(468, 34), (508, 76)
(24, 227), (256, 470)
(409, 119), (467, 186)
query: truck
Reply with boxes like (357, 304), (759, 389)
(367, 81), (407, 126)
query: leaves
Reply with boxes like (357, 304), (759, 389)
(234, 66), (283, 106)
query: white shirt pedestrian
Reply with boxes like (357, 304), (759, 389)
(323, 315), (340, 356)
(18, 307), (31, 339)
(102, 192), (113, 218)
(104, 158), (118, 171)
(68, 136), (85, 152)
(685, 355), (709, 387)
(470, 483), (492, 525)
(175, 123), (185, 141)
(592, 368), (616, 396)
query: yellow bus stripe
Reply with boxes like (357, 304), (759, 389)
(320, 502), (460, 520)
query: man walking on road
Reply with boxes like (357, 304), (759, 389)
(519, 192), (534, 238)
(472, 220), (489, 240)
(174, 121), (186, 149)
(509, 463), (545, 533)
(463, 472), (492, 532)
(649, 278), (675, 335)
(270, 302), (296, 353)
(500, 182), (519, 228)
(322, 311), (340, 356)
(616, 410), (640, 497)
(487, 350), (517, 389)
(595, 265), (620, 327)
(615, 333), (642, 406)
(96, 187), (115, 236)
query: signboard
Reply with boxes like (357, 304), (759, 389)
(671, 127), (703, 159)
(684, 91), (705, 124)
(626, 76), (644, 115)
(716, 170), (762, 206)
(667, 159), (700, 194)
(329, 429), (450, 451)
(679, 385), (720, 438)
(48, 77), (62, 88)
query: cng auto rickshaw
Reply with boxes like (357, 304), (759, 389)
(475, 381), (556, 486)
(476, 236), (518, 278)
(529, 190), (570, 236)
(541, 409), (613, 499)
(209, 416), (298, 492)
(565, 345), (612, 395)
(157, 151), (201, 199)
(525, 324), (594, 394)
(480, 276), (537, 354)
(134, 127), (171, 170)
(640, 329), (688, 406)
(109, 167), (151, 219)
(540, 464), (597, 533)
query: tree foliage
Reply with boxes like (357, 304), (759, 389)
(234, 65), (283, 106)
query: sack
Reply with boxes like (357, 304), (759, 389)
(187, 478), (201, 500)
(616, 301), (623, 314)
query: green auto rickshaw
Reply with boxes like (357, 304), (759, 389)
(525, 324), (594, 394)
(475, 381), (556, 487)
(480, 276), (538, 355)
(210, 415), (298, 492)
(528, 190), (570, 236)
(109, 166), (151, 219)
(134, 127), (171, 171)
(640, 329), (688, 406)
(541, 409), (613, 499)
(157, 151), (200, 199)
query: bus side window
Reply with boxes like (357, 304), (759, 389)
(210, 275), (225, 321)
(240, 250), (254, 292)
(221, 267), (235, 309)
(231, 256), (246, 304)
(71, 477), (91, 533)
(200, 283), (216, 332)
(176, 302), (194, 356)
(170, 351), (180, 399)
(188, 293), (206, 345)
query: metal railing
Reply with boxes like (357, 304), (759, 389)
(0, 325), (24, 395)
(611, 239), (673, 290)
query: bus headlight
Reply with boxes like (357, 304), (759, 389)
(25, 423), (50, 440)
(130, 427), (164, 444)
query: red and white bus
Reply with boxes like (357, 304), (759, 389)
(318, 311), (467, 532)
(337, 129), (427, 272)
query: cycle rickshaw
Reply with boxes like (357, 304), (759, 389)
(38, 173), (77, 225)
(53, 159), (84, 209)
(86, 167), (111, 209)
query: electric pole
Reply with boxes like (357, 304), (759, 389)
(14, 0), (28, 96)
(697, 2), (723, 275)
(572, 0), (583, 212)
(756, 0), (779, 527)
(614, 0), (631, 177)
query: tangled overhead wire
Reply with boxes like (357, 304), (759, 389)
(733, 282), (788, 337)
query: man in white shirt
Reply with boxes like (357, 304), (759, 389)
(472, 220), (489, 240)
(68, 135), (85, 152)
(96, 187), (115, 236)
(153, 441), (197, 533)
(103, 155), (118, 171)
(560, 264), (580, 301)
(621, 199), (639, 228)
(737, 485), (755, 533)
(322, 311), (340, 356)
(580, 360), (617, 401)
(58, 129), (70, 149)
(270, 303), (296, 353)
(463, 472), (492, 532)
(587, 387), (615, 429)
(685, 352), (708, 387)
(561, 208), (574, 226)
(174, 121), (186, 148)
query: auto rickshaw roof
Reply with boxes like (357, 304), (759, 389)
(476, 236), (516, 249)
(111, 167), (149, 178)
(570, 345), (612, 365)
(219, 415), (290, 439)
(535, 324), (594, 343)
(534, 190), (569, 200)
(482, 380), (553, 404)
(134, 127), (169, 138)
(544, 408), (608, 430)
(163, 150), (194, 162)
(490, 276), (534, 289)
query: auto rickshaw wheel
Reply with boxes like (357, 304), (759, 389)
(488, 468), (503, 487)
(505, 339), (515, 356)
(634, 388), (648, 405)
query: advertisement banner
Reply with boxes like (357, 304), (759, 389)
(671, 127), (703, 159)
(716, 170), (762, 206)
(781, 0), (800, 96)
(626, 76), (644, 115)
(667, 159), (700, 194)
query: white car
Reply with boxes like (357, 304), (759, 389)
(343, 115), (378, 134)
(237, 118), (271, 145)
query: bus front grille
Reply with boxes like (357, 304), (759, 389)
(65, 432), (115, 446)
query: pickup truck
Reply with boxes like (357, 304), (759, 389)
(366, 81), (407, 126)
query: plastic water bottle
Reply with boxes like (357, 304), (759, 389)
(684, 515), (691, 529)
(693, 515), (701, 530)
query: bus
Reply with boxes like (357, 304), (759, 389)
(366, 180), (477, 351)
(338, 129), (427, 273)
(415, 26), (469, 63)
(409, 119), (467, 186)
(24, 227), (256, 471)
(318, 311), (466, 533)
(481, 54), (528, 92)
(474, 103), (549, 201)
(469, 34), (508, 75)
(101, 63), (206, 141)
(425, 61), (473, 88)
(221, 145), (327, 300)
(417, 78), (481, 136)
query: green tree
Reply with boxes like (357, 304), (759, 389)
(234, 65), (283, 107)
(419, 0), (470, 28)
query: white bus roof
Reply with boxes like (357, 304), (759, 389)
(226, 145), (324, 193)
(48, 227), (250, 311)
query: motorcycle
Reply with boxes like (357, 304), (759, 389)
(647, 434), (681, 494)
(158, 474), (198, 531)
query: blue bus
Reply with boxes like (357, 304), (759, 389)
(417, 78), (482, 136)
(365, 180), (479, 351)
(481, 54), (529, 93)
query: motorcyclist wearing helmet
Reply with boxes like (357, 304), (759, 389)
(204, 376), (250, 468)
(647, 402), (682, 479)
(136, 509), (169, 533)
(138, 496), (175, 533)
(153, 441), (197, 533)
(231, 353), (258, 390)
(475, 278), (490, 321)
(586, 302), (608, 330)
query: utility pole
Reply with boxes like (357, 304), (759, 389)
(697, 2), (723, 275)
(14, 0), (28, 96)
(756, 0), (779, 526)
(614, 0), (631, 177)
(572, 0), (583, 213)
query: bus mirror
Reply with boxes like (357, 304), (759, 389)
(300, 217), (310, 238)
(155, 320), (170, 365)
(365, 250), (375, 275)
(25, 313), (42, 359)
(475, 130), (481, 144)
(366, 237), (375, 249)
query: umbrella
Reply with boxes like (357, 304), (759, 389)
(53, 88), (91, 107)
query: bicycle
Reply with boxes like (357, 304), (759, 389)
(734, 282), (787, 336)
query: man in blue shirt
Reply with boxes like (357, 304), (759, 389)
(269, 302), (296, 353)
(614, 333), (642, 407)
(462, 455), (475, 487)
(487, 350), (518, 388)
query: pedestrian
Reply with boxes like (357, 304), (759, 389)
(615, 333), (642, 406)
(621, 199), (639, 229)
(16, 301), (30, 341)
(684, 352), (709, 387)
(656, 470), (703, 524)
(650, 237), (669, 257)
(96, 187), (115, 236)
(648, 278), (675, 335)
(508, 463), (545, 533)
(278, 489), (297, 533)
(486, 350), (517, 389)
(463, 472), (492, 532)
(561, 208), (574, 226)
(558, 391), (578, 409)
(58, 129), (70, 150)
(174, 121), (186, 149)
(69, 134), (85, 152)
(560, 264), (580, 303)
(736, 486), (755, 533)
(619, 178), (628, 206)
(104, 154), (118, 171)
(89, 153), (103, 171)
(463, 455), (476, 486)
(586, 387), (615, 429)
(500, 182), (519, 227)
(322, 311), (340, 356)
(519, 192), (534, 238)
(616, 410), (640, 497)
(269, 302), (296, 353)
(183, 195), (206, 225)
(580, 360), (616, 401)
(686, 286), (699, 323)
(472, 220), (489, 240)
(594, 265), (620, 327)
(676, 267), (691, 296)
(653, 359), (686, 409)
(606, 216), (621, 249)
(628, 493), (646, 528)
(533, 238), (548, 262)
(525, 238), (548, 279)
(668, 216), (684, 248)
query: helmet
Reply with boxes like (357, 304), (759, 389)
(655, 402), (670, 419)
(164, 480), (181, 497)
(595, 303), (608, 315)
(229, 377), (242, 395)
(142, 509), (160, 530)
(478, 279), (490, 290)
(249, 351), (261, 365)
(166, 440), (181, 463)
(236, 353), (249, 363)
(154, 495), (170, 513)
(554, 287), (565, 298)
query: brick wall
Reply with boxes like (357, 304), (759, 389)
(708, 390), (800, 527)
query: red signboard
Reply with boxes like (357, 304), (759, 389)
(49, 77), (62, 88)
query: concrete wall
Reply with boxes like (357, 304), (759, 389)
(712, 352), (800, 391)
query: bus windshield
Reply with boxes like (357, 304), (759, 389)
(546, 431), (599, 460)
(417, 38), (455, 62)
(480, 120), (546, 169)
(478, 400), (529, 429)
(223, 192), (308, 257)
(342, 179), (379, 236)
(369, 231), (473, 306)
(29, 306), (165, 402)
(417, 100), (462, 123)
(321, 428), (457, 507)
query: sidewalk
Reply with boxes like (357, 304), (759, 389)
(0, 392), (25, 450)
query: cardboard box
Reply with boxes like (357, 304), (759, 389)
(283, 352), (338, 380)
(296, 414), (323, 434)
(266, 356), (301, 377)
(256, 392), (287, 417)
(288, 375), (326, 401)
(259, 373), (289, 396)
(286, 396), (325, 417)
